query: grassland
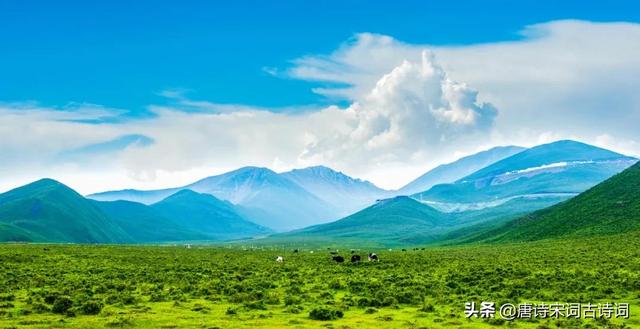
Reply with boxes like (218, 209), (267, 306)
(1, 232), (640, 328)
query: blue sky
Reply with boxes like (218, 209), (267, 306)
(1, 1), (640, 193)
(1, 1), (638, 112)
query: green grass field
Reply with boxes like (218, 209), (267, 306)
(1, 232), (639, 328)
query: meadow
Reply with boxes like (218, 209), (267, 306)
(1, 232), (639, 329)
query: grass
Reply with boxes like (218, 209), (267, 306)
(1, 232), (639, 328)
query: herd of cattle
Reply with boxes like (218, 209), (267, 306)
(275, 251), (378, 263)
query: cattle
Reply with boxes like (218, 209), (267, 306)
(329, 251), (338, 255)
(276, 256), (284, 263)
(368, 253), (379, 262)
(293, 249), (299, 253)
(43, 248), (50, 252)
(351, 255), (361, 263)
(332, 255), (345, 263)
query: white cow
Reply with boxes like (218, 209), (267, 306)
(276, 256), (284, 263)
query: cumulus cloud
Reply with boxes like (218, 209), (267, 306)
(289, 20), (640, 157)
(1, 20), (639, 193)
(300, 51), (497, 168)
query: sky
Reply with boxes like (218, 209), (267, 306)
(1, 1), (640, 193)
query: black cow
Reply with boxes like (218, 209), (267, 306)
(368, 253), (379, 262)
(351, 255), (361, 263)
(293, 249), (299, 253)
(332, 255), (345, 263)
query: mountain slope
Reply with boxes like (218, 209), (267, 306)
(88, 188), (181, 205)
(93, 199), (209, 242)
(89, 167), (339, 230)
(462, 140), (632, 182)
(0, 179), (131, 243)
(275, 196), (453, 243)
(151, 189), (271, 239)
(398, 145), (525, 195)
(475, 161), (640, 243)
(415, 140), (636, 204)
(185, 167), (337, 230)
(280, 166), (389, 217)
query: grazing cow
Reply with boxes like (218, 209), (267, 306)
(293, 249), (299, 253)
(368, 253), (379, 262)
(402, 248), (407, 252)
(276, 256), (284, 263)
(332, 255), (345, 263)
(351, 255), (361, 263)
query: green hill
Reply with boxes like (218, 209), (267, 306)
(475, 161), (640, 243)
(151, 189), (271, 240)
(273, 196), (453, 244)
(264, 194), (567, 247)
(0, 179), (132, 243)
(93, 200), (209, 243)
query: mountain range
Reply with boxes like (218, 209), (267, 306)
(89, 166), (389, 230)
(466, 160), (640, 243)
(397, 145), (526, 195)
(269, 140), (637, 246)
(1, 139), (638, 245)
(0, 179), (270, 243)
(414, 140), (636, 206)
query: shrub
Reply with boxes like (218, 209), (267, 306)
(419, 302), (435, 312)
(309, 307), (344, 321)
(30, 302), (49, 314)
(0, 294), (15, 302)
(79, 301), (103, 315)
(51, 296), (73, 314)
(284, 295), (301, 306)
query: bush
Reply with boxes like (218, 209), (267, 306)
(284, 295), (301, 306)
(51, 296), (73, 314)
(79, 301), (103, 315)
(419, 302), (435, 312)
(30, 302), (49, 314)
(0, 294), (15, 302)
(309, 307), (344, 321)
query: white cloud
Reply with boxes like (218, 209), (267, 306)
(289, 20), (640, 158)
(1, 20), (639, 193)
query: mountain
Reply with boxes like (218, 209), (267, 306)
(473, 161), (640, 243)
(93, 199), (209, 243)
(0, 179), (272, 243)
(0, 179), (131, 243)
(268, 193), (567, 246)
(280, 166), (389, 217)
(151, 189), (270, 240)
(275, 196), (452, 244)
(415, 140), (637, 204)
(398, 146), (525, 195)
(89, 167), (344, 231)
(184, 167), (337, 230)
(88, 188), (181, 206)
